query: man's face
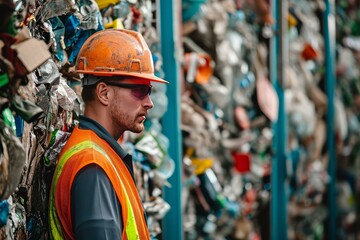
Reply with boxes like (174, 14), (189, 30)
(108, 83), (154, 135)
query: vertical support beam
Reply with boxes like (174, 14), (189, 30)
(323, 0), (336, 239)
(270, 0), (288, 239)
(158, 0), (183, 239)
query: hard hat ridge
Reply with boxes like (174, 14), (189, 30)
(75, 29), (168, 84)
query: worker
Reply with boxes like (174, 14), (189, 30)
(48, 29), (168, 240)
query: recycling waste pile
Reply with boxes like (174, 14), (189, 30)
(180, 0), (360, 239)
(0, 0), (360, 239)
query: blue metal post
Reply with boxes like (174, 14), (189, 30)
(323, 0), (336, 239)
(158, 0), (183, 240)
(270, 0), (288, 239)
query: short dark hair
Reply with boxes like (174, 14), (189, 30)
(81, 84), (97, 103)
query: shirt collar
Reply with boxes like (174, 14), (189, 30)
(78, 115), (129, 159)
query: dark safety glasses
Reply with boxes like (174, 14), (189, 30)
(105, 82), (152, 100)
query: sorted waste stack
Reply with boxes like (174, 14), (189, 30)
(180, 0), (360, 239)
(180, 1), (277, 239)
(335, 1), (360, 238)
(0, 0), (172, 239)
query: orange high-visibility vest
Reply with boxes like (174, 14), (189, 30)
(49, 125), (150, 240)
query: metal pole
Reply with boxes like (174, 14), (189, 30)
(270, 0), (288, 239)
(158, 0), (183, 239)
(323, 0), (336, 239)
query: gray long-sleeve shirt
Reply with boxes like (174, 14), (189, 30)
(71, 165), (122, 239)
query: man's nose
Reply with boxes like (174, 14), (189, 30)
(143, 95), (154, 109)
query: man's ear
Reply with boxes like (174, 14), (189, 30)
(96, 82), (111, 106)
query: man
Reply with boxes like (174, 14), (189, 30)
(48, 29), (168, 240)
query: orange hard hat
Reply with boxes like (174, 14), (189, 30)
(75, 29), (168, 85)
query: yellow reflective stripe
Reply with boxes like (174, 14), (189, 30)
(125, 196), (140, 239)
(49, 197), (62, 240)
(49, 140), (140, 239)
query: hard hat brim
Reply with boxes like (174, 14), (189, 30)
(77, 70), (169, 84)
